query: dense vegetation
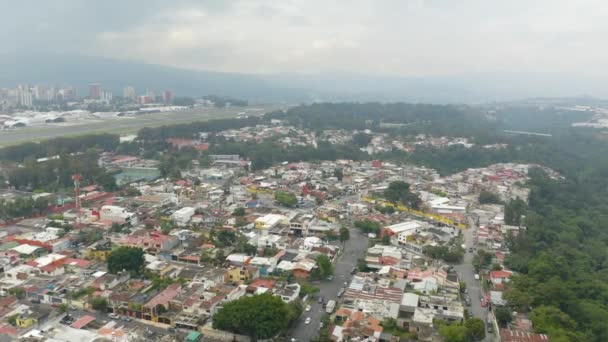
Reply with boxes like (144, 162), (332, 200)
(502, 167), (608, 341)
(107, 247), (145, 275)
(267, 102), (491, 138)
(478, 189), (502, 204)
(6, 150), (117, 191)
(0, 134), (118, 162)
(208, 140), (368, 171)
(212, 293), (299, 340)
(0, 196), (50, 221)
(384, 181), (422, 209)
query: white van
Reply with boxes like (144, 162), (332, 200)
(474, 274), (480, 280)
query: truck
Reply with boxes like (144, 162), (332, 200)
(325, 300), (336, 314)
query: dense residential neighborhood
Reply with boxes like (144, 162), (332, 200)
(0, 115), (562, 342)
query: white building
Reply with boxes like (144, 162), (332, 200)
(384, 221), (422, 244)
(172, 207), (196, 226)
(99, 205), (138, 225)
(255, 214), (286, 230)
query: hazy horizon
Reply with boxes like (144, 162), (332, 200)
(4, 0), (608, 101)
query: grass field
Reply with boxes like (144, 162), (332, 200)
(0, 105), (277, 147)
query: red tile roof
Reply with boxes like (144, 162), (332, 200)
(71, 315), (96, 329)
(500, 329), (550, 342)
(0, 325), (18, 336)
(490, 270), (513, 279)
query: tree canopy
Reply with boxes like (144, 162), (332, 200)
(274, 191), (297, 207)
(107, 247), (145, 275)
(384, 181), (422, 209)
(212, 293), (291, 340)
(478, 189), (502, 204)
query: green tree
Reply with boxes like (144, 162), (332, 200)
(495, 307), (513, 327)
(530, 306), (577, 335)
(479, 189), (502, 204)
(503, 286), (533, 312)
(465, 318), (486, 340)
(315, 254), (334, 279)
(439, 323), (467, 342)
(110, 222), (122, 233)
(356, 258), (367, 272)
(339, 227), (350, 243)
(7, 314), (18, 326)
(58, 303), (69, 314)
(107, 247), (145, 275)
(8, 288), (25, 299)
(299, 283), (320, 298)
(91, 297), (108, 312)
(504, 198), (526, 226)
(381, 235), (391, 245)
(352, 132), (372, 147)
(384, 181), (422, 209)
(161, 222), (172, 235)
(274, 191), (297, 207)
(354, 220), (380, 234)
(333, 168), (344, 181)
(233, 207), (246, 216)
(212, 293), (291, 341)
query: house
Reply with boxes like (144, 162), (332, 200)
(142, 283), (182, 323)
(292, 259), (316, 279)
(382, 221), (422, 243)
(99, 205), (138, 225)
(15, 305), (51, 328)
(400, 293), (419, 314)
(172, 207), (196, 226)
(490, 270), (513, 285)
(118, 231), (178, 253)
(225, 253), (253, 266)
(85, 240), (112, 262)
(255, 214), (286, 230)
(11, 244), (45, 258)
(224, 266), (257, 285)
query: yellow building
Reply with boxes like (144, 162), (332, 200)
(85, 240), (112, 262)
(225, 266), (255, 285)
(15, 307), (50, 328)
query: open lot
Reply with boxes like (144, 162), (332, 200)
(0, 105), (278, 147)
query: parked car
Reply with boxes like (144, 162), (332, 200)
(108, 313), (119, 319)
(305, 305), (311, 312)
(326, 275), (333, 281)
(121, 316), (132, 322)
(480, 298), (487, 307)
(465, 296), (471, 306)
(468, 247), (474, 253)
(317, 297), (324, 304)
(305, 317), (312, 325)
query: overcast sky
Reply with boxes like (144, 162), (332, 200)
(4, 0), (608, 77)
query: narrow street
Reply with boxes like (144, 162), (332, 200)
(453, 217), (493, 341)
(290, 230), (369, 341)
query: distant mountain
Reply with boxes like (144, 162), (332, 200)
(1, 52), (607, 104)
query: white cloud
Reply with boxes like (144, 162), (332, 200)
(5, 0), (608, 76)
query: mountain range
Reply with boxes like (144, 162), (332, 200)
(1, 52), (606, 104)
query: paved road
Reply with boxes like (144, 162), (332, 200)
(290, 229), (369, 341)
(453, 216), (493, 341)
